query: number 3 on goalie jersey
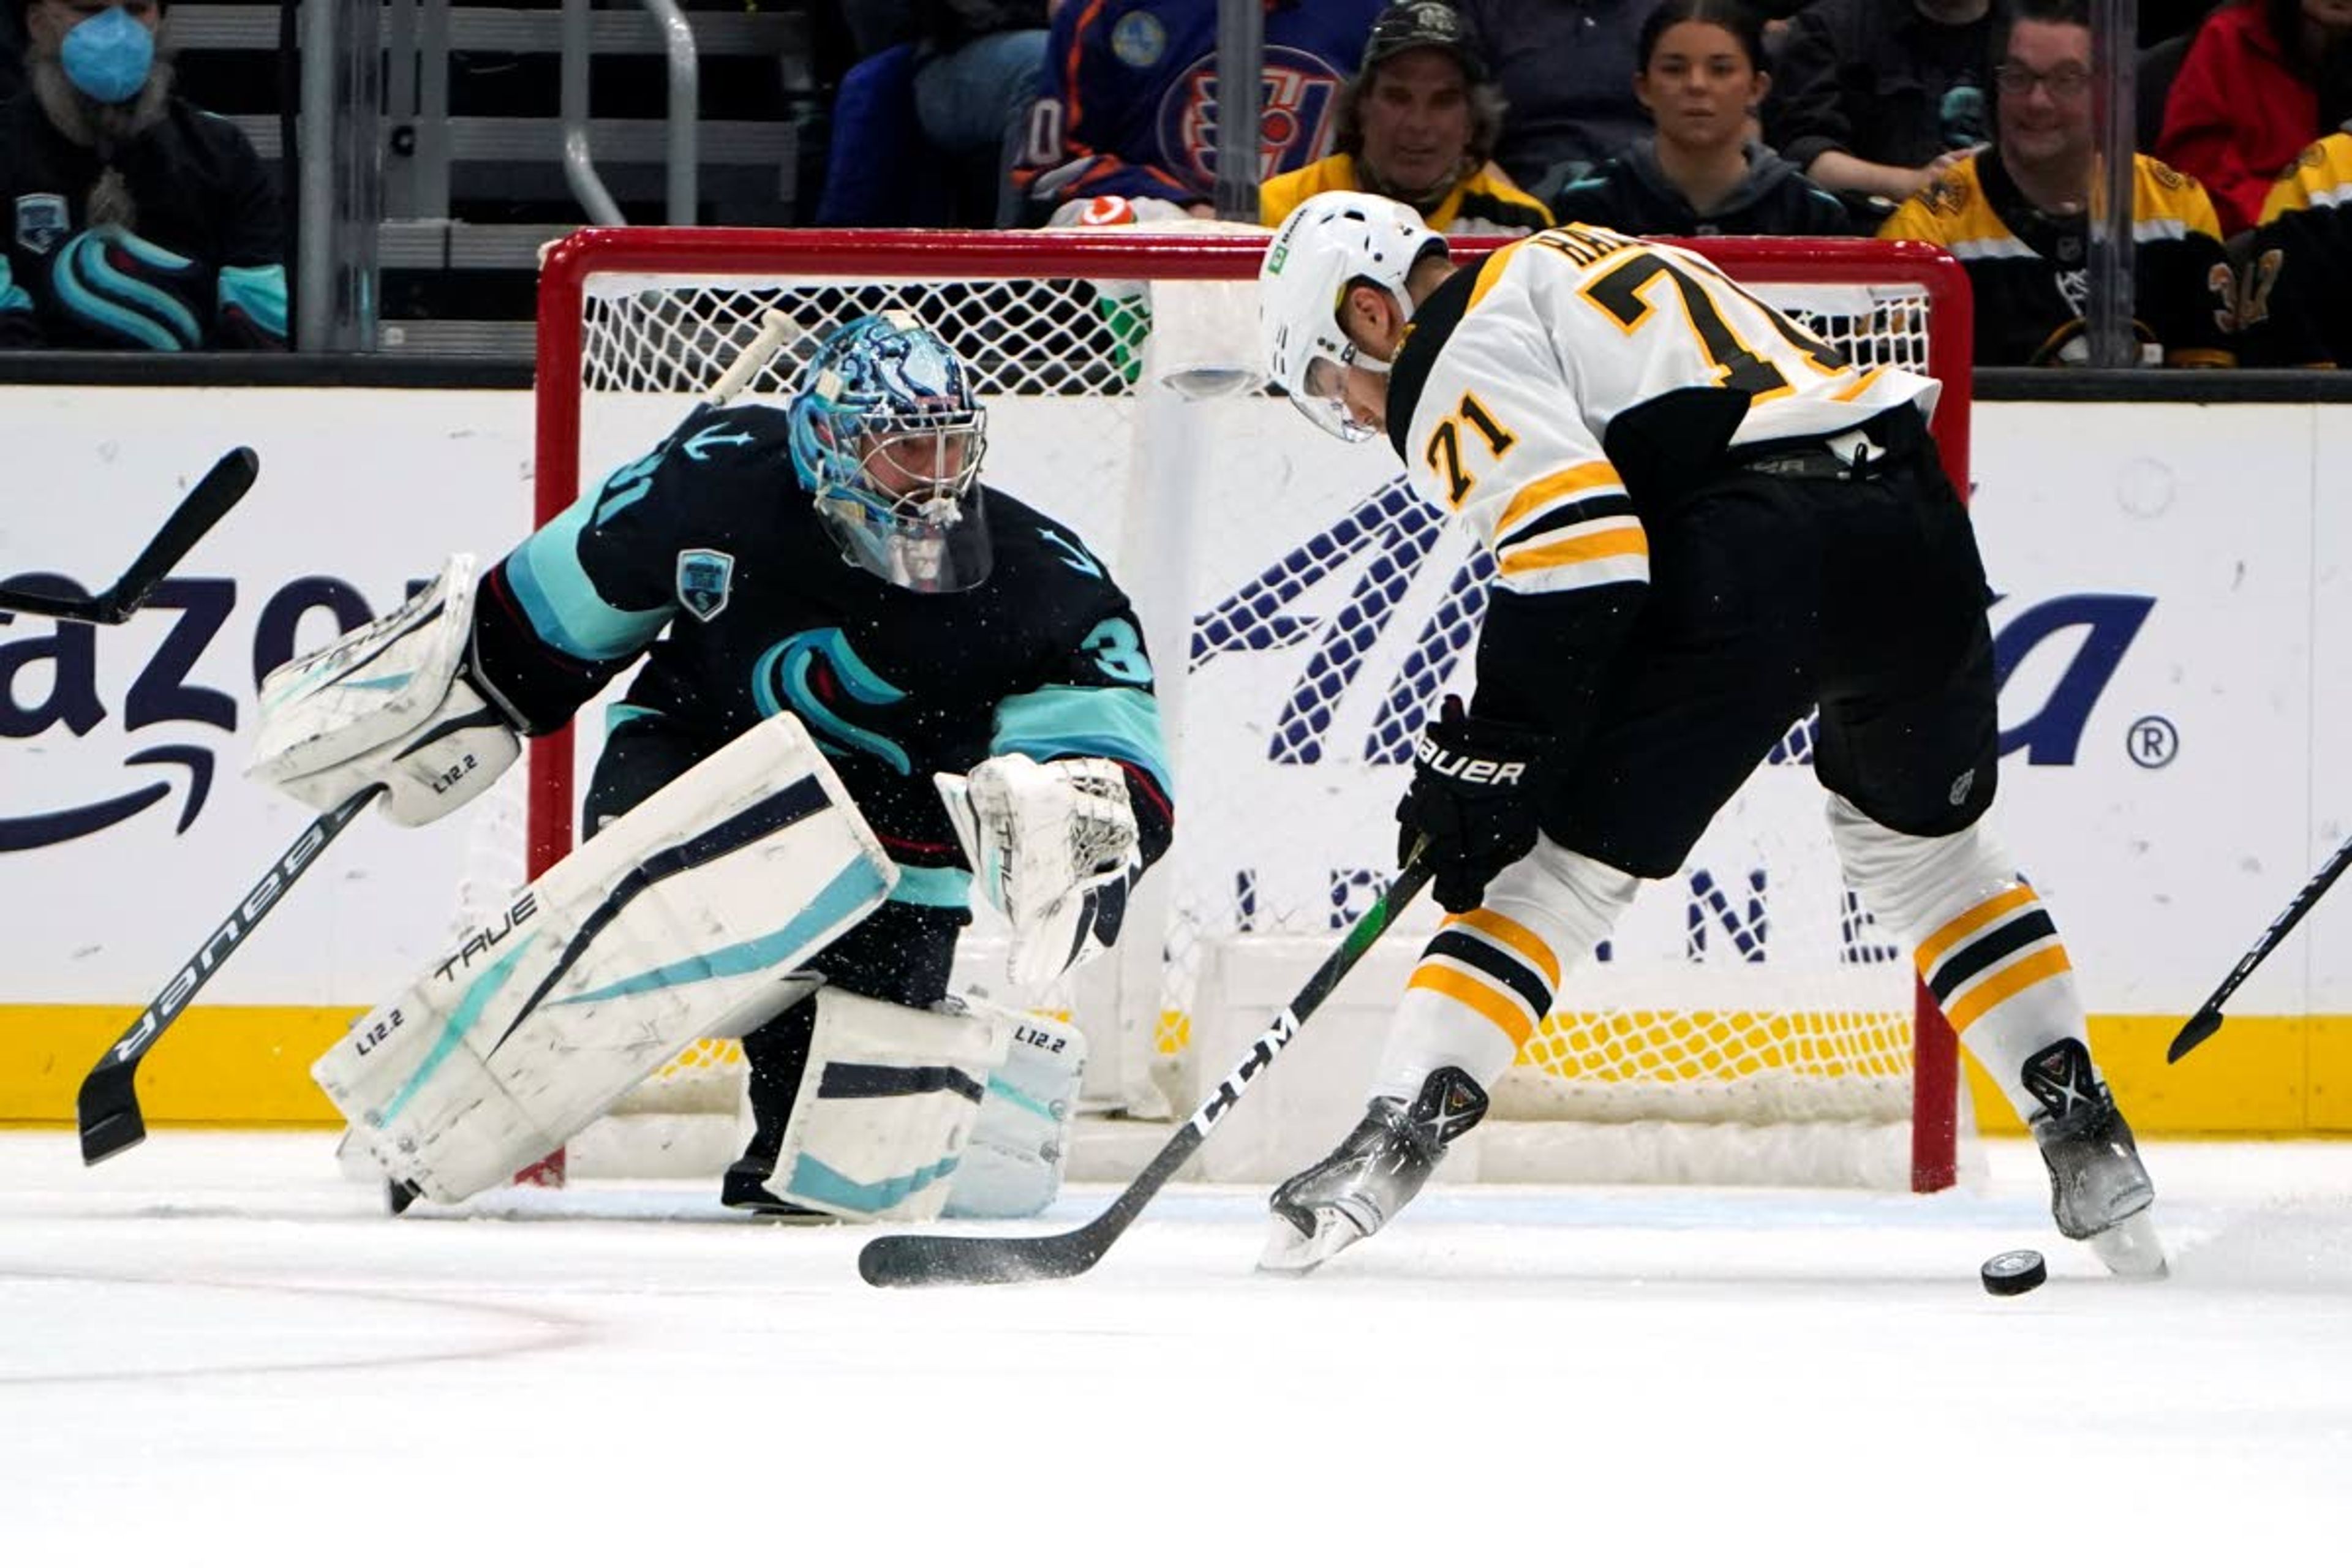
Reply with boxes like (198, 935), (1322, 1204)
(1423, 391), (1518, 506)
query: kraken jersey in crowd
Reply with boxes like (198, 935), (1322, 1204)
(470, 404), (1175, 894)
(1384, 224), (1937, 744)
(1877, 149), (2236, 368)
(0, 94), (287, 351)
(1013, 0), (1384, 214)
(2241, 133), (2352, 368)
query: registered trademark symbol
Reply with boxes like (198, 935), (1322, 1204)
(2128, 715), (2179, 768)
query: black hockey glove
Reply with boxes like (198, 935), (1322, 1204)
(1396, 695), (1551, 914)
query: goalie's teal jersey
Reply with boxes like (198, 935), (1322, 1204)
(470, 403), (1173, 884)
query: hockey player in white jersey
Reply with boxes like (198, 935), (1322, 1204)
(1254, 192), (2163, 1276)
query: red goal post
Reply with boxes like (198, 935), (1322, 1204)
(528, 228), (1973, 1193)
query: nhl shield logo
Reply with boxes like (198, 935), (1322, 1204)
(15, 194), (68, 257)
(676, 549), (735, 622)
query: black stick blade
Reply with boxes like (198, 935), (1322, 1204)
(858, 1231), (1104, 1289)
(77, 1062), (148, 1164)
(97, 447), (260, 622)
(2168, 1008), (2224, 1064)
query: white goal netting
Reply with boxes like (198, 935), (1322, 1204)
(510, 230), (1971, 1190)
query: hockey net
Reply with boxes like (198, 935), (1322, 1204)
(516, 227), (1974, 1191)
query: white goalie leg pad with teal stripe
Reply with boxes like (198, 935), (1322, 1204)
(772, 990), (1008, 1223)
(941, 1005), (1088, 1219)
(313, 712), (897, 1203)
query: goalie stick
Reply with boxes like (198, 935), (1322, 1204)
(2169, 829), (2352, 1063)
(858, 846), (1432, 1289)
(0, 447), (258, 624)
(77, 786), (382, 1164)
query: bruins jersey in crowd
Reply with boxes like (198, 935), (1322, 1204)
(1384, 224), (1937, 741)
(1260, 155), (1553, 234)
(1877, 150), (2236, 368)
(2240, 133), (2352, 368)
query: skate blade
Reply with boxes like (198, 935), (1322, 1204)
(2087, 1208), (2169, 1280)
(1257, 1208), (1366, 1275)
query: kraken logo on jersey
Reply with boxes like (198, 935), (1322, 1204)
(752, 627), (912, 774)
(676, 549), (734, 622)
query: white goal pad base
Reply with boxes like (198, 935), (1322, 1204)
(318, 714), (894, 1202)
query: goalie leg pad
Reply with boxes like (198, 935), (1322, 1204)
(314, 712), (895, 1203)
(771, 990), (1008, 1223)
(943, 1008), (1089, 1219)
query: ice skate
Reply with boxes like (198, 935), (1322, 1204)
(2024, 1040), (2166, 1279)
(1259, 1066), (1487, 1275)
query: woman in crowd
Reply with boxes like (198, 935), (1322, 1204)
(1553, 0), (1854, 235)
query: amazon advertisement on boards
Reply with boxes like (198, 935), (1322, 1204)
(1, 389), (2346, 1131)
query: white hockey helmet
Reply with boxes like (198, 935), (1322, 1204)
(1258, 190), (1446, 442)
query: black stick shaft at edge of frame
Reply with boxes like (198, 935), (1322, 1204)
(858, 846), (1434, 1289)
(0, 448), (258, 624)
(2169, 830), (2352, 1063)
(76, 785), (382, 1165)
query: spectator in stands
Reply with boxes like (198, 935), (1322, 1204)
(1551, 0), (1853, 235)
(1259, 1), (1550, 233)
(2237, 125), (2352, 364)
(2157, 0), (2352, 234)
(1013, 0), (1385, 221)
(1766, 0), (2001, 221)
(1455, 0), (1662, 203)
(911, 2), (1052, 226)
(1879, 0), (2237, 367)
(0, 0), (286, 350)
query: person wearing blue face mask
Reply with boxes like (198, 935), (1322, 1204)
(0, 0), (288, 351)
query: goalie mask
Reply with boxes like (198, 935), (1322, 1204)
(1258, 191), (1446, 442)
(788, 311), (992, 593)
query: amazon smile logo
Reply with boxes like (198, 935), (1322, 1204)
(0, 569), (419, 852)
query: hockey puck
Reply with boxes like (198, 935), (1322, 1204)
(1980, 1249), (2048, 1297)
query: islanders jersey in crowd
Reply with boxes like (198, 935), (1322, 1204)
(2239, 133), (2352, 368)
(1877, 149), (2236, 368)
(1015, 0), (1385, 214)
(470, 404), (1175, 894)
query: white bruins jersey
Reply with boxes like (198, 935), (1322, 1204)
(1391, 226), (1940, 600)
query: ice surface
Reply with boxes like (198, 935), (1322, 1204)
(4, 1133), (2349, 1563)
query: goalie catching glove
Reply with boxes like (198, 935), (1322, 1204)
(247, 556), (522, 826)
(938, 753), (1140, 990)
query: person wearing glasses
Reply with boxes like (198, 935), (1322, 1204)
(1878, 0), (2237, 367)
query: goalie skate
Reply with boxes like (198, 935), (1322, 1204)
(1259, 1067), (1487, 1275)
(2026, 1041), (2166, 1280)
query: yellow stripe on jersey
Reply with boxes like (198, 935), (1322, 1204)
(1916, 885), (2040, 976)
(2258, 131), (2352, 226)
(1944, 945), (2075, 1035)
(1831, 366), (1888, 402)
(1466, 241), (1528, 315)
(1494, 461), (1624, 535)
(1499, 524), (1648, 578)
(1409, 960), (1540, 1046)
(1446, 908), (1562, 988)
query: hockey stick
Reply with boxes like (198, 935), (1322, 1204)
(0, 448), (258, 624)
(2169, 830), (2352, 1062)
(858, 847), (1433, 1289)
(77, 785), (383, 1164)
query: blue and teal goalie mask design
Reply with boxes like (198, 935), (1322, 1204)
(61, 5), (159, 105)
(788, 312), (992, 594)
